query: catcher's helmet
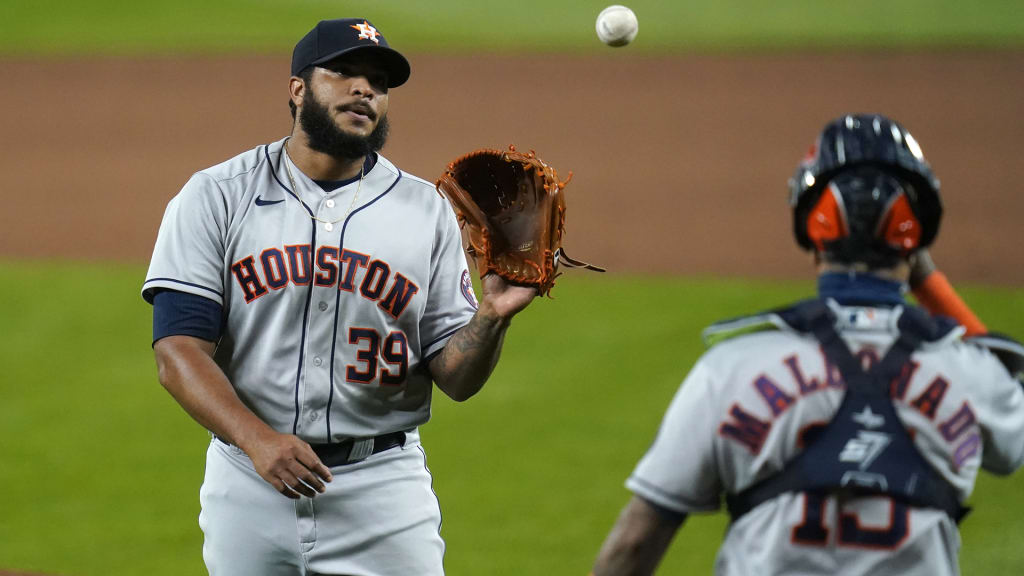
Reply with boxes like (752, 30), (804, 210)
(789, 114), (943, 268)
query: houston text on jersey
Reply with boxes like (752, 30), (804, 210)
(230, 243), (419, 319)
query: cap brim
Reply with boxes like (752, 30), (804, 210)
(312, 45), (411, 88)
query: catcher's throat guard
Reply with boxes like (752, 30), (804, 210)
(436, 145), (604, 295)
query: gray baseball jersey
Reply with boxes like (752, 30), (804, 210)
(628, 301), (1024, 575)
(143, 138), (477, 442)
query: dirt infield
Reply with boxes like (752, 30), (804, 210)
(0, 51), (1021, 283)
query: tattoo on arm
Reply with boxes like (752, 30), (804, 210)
(431, 312), (508, 401)
(448, 314), (499, 354)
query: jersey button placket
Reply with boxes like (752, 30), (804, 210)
(319, 196), (339, 232)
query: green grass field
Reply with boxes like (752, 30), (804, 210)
(2, 0), (1023, 55)
(1, 261), (1022, 575)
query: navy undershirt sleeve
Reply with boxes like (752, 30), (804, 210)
(639, 495), (688, 527)
(152, 290), (223, 345)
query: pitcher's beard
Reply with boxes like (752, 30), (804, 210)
(300, 88), (389, 160)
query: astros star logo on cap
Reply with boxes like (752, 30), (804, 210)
(351, 21), (381, 44)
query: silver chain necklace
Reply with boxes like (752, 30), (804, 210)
(283, 139), (364, 232)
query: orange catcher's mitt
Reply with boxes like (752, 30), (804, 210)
(436, 145), (604, 295)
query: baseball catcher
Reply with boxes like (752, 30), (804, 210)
(590, 114), (1024, 576)
(437, 146), (604, 295)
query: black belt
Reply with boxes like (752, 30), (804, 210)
(311, 431), (407, 467)
(215, 431), (407, 467)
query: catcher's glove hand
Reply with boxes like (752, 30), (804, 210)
(437, 145), (604, 295)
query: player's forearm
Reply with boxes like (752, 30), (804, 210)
(153, 335), (277, 450)
(429, 303), (511, 402)
(593, 530), (666, 576)
(909, 249), (987, 336)
(593, 497), (682, 576)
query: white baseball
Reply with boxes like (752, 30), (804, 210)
(596, 5), (639, 47)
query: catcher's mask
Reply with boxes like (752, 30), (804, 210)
(789, 114), (943, 268)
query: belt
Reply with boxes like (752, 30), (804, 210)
(311, 431), (407, 467)
(215, 431), (407, 467)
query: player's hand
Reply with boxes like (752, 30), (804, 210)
(479, 273), (538, 319)
(243, 430), (333, 499)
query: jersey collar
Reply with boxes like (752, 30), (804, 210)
(313, 154), (378, 192)
(817, 271), (907, 307)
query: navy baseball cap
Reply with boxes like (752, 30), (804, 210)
(291, 18), (411, 87)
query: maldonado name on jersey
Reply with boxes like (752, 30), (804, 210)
(230, 243), (419, 319)
(718, 348), (980, 471)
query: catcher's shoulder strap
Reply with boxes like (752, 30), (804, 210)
(965, 332), (1024, 382)
(702, 299), (822, 348)
(725, 299), (969, 524)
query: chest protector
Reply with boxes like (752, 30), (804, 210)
(725, 299), (968, 524)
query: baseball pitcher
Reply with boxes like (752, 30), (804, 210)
(143, 18), (540, 576)
(591, 114), (1024, 576)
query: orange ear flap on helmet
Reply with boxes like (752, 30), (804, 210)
(806, 182), (923, 255)
(806, 184), (848, 252)
(879, 192), (922, 253)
